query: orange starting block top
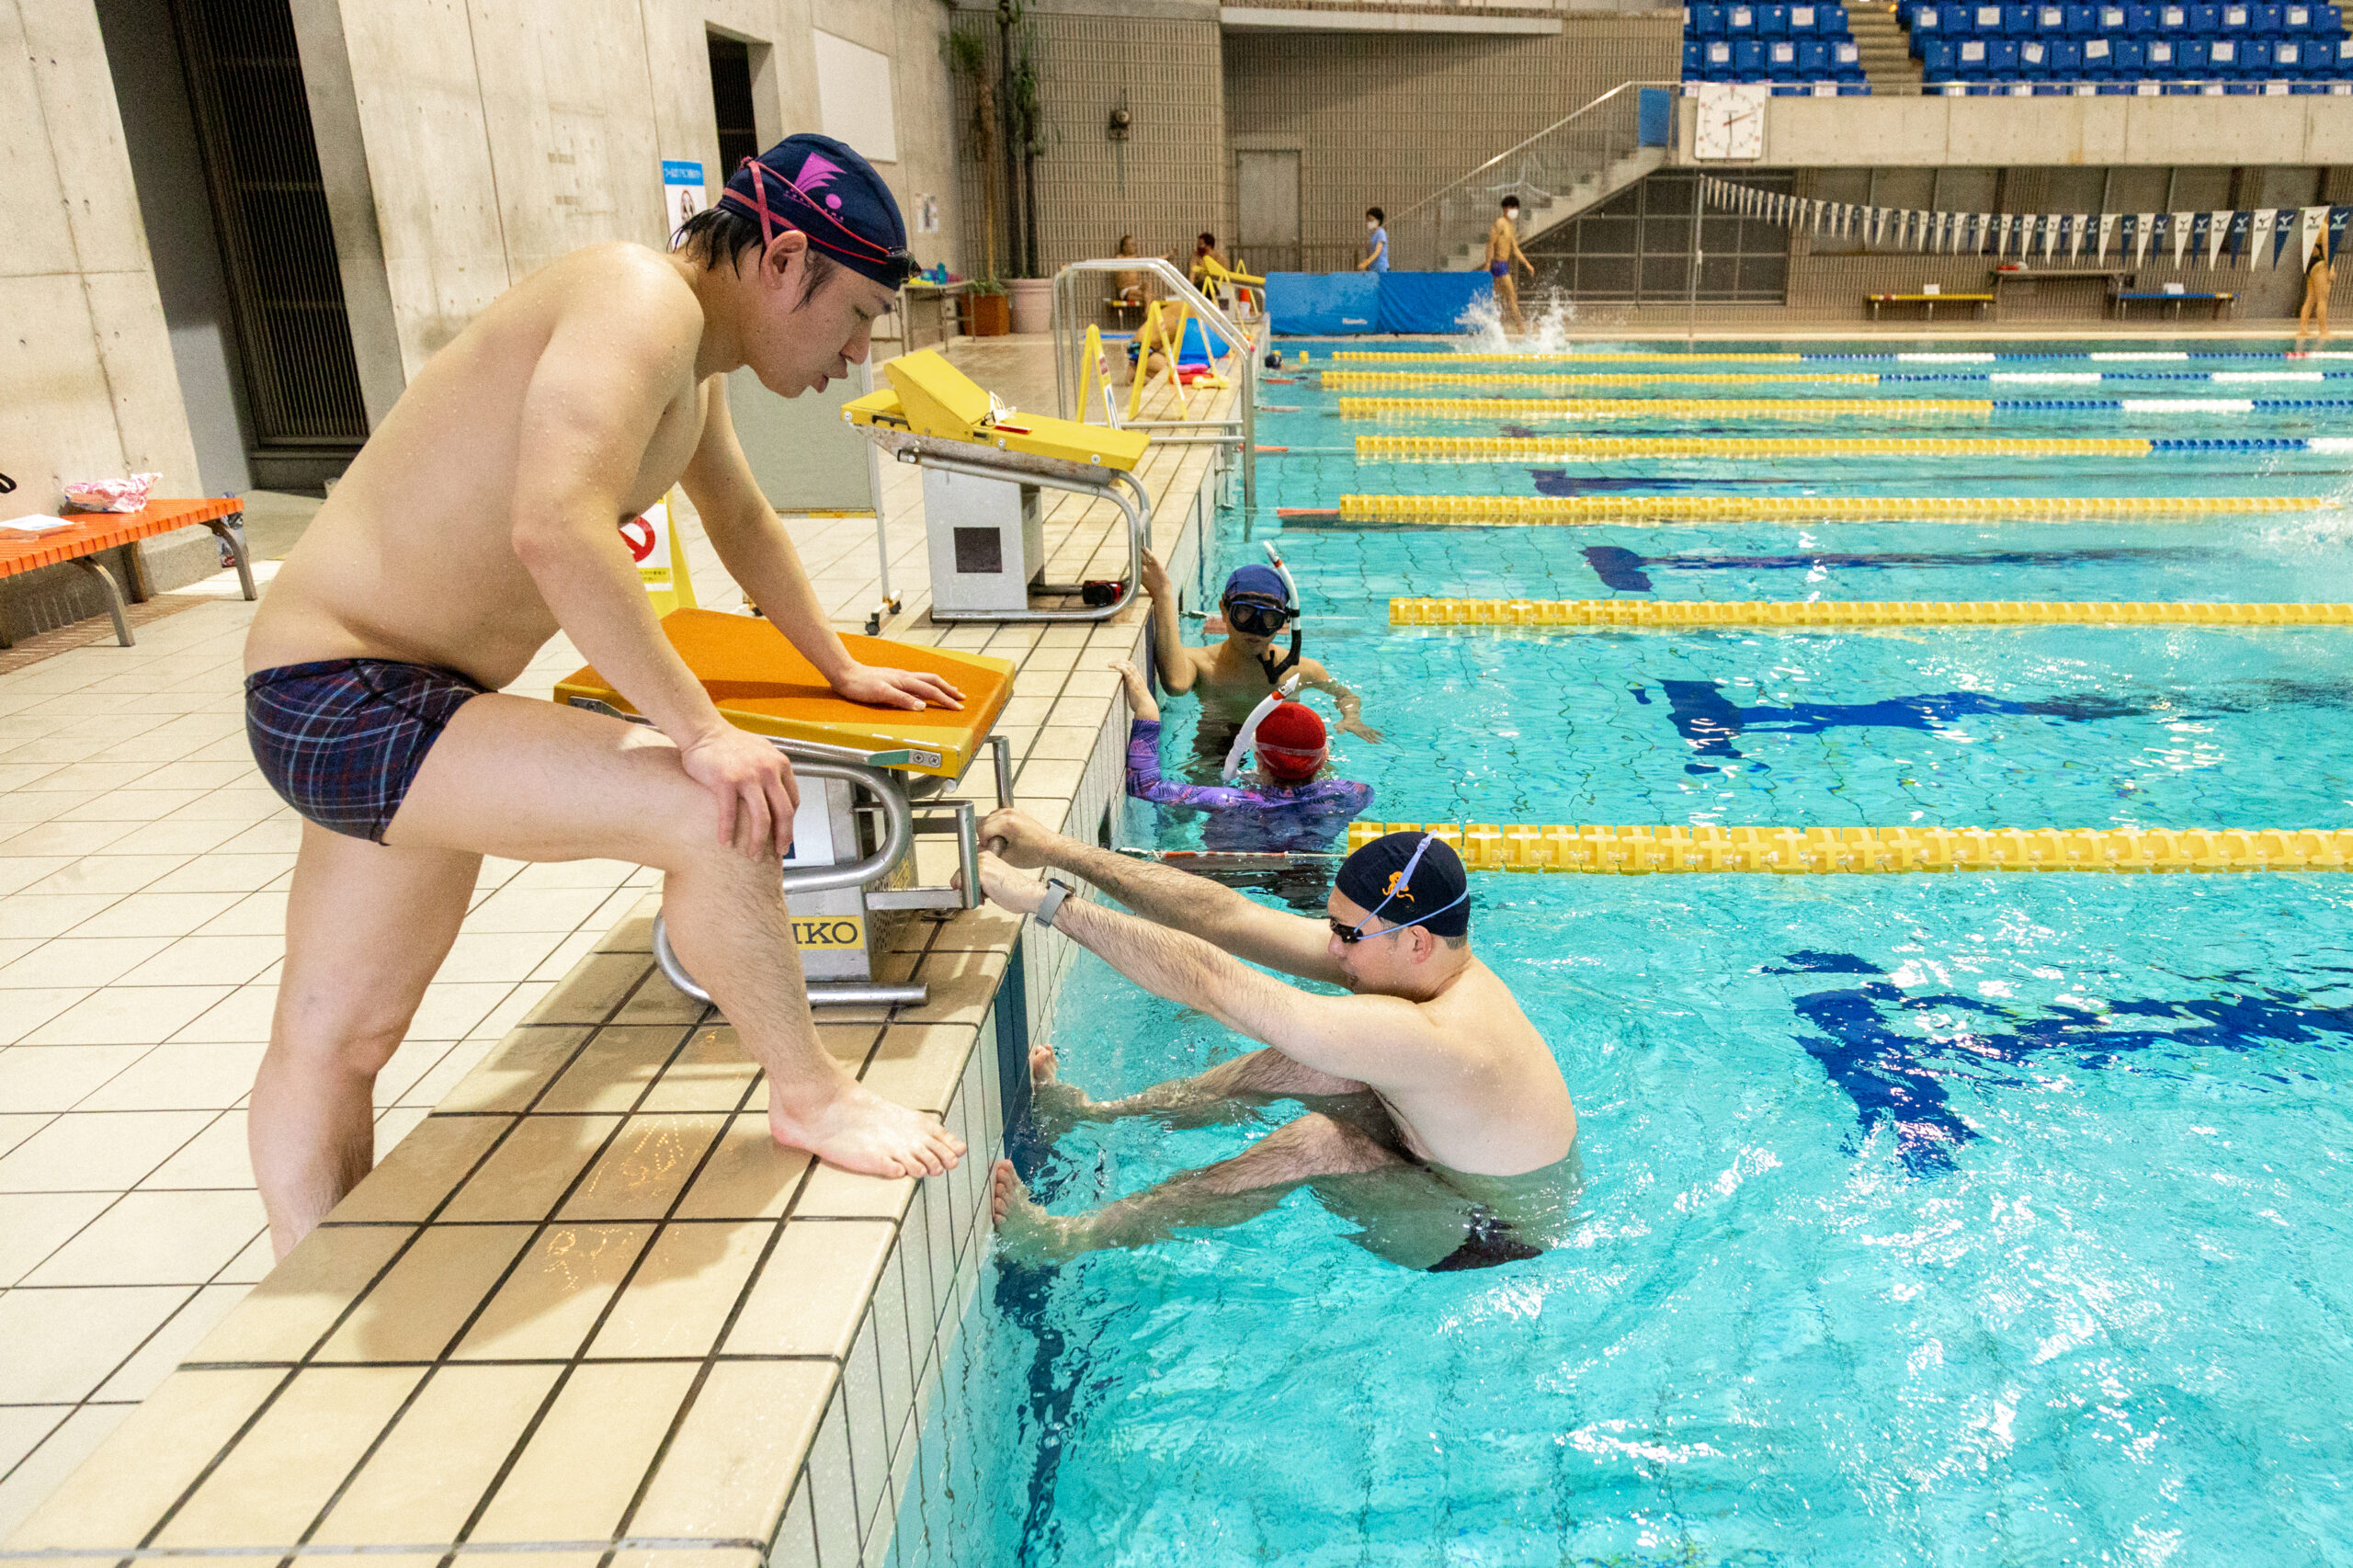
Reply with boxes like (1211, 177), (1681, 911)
(553, 608), (1013, 778)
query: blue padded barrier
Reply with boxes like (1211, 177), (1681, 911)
(1265, 272), (1381, 335)
(1375, 273), (1495, 335)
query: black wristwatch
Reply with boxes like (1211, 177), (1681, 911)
(1033, 877), (1075, 929)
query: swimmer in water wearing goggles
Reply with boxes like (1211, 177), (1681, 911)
(1142, 550), (1381, 765)
(1111, 660), (1370, 853)
(968, 819), (1576, 1271)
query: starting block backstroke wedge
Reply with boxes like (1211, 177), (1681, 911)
(556, 608), (1016, 1007)
(844, 349), (1154, 624)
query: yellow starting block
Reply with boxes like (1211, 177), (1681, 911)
(555, 608), (1016, 1006)
(843, 350), (1156, 624)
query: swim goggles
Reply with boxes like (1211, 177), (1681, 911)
(1222, 595), (1290, 637)
(1336, 832), (1469, 942)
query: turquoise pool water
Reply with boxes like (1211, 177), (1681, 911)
(897, 339), (2353, 1566)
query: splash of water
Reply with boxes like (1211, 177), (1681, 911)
(1450, 287), (1587, 355)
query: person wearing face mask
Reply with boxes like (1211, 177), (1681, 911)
(1359, 207), (1389, 273)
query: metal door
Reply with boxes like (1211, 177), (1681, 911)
(1236, 150), (1302, 275)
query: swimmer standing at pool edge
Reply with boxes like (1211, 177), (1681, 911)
(972, 816), (1577, 1270)
(1485, 195), (1535, 337)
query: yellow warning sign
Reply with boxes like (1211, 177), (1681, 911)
(791, 915), (866, 950)
(618, 491), (698, 617)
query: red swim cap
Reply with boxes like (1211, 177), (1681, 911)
(1254, 701), (1327, 783)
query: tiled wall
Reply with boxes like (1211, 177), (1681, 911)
(1222, 17), (1682, 266)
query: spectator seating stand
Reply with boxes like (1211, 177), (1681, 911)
(0, 497), (251, 648)
(1901, 0), (2353, 92)
(1686, 3), (1874, 93)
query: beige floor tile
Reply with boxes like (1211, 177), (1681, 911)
(22, 983), (234, 1046)
(394, 1038), (493, 1108)
(639, 1024), (761, 1113)
(0, 1042), (143, 1108)
(154, 1364), (426, 1547)
(0, 1112), (47, 1157)
(25, 1188), (267, 1286)
(17, 855), (190, 897)
(115, 936), (282, 989)
(139, 1110), (255, 1187)
(434, 1026), (591, 1114)
(0, 988), (96, 1050)
(192, 889), (287, 937)
(526, 927), (604, 983)
(404, 980), (513, 1042)
(73, 1039), (262, 1117)
(537, 1025), (690, 1114)
(468, 1360), (700, 1542)
(0, 1109), (209, 1192)
(0, 1401), (138, 1543)
(210, 1228), (275, 1285)
(0, 897), (119, 942)
(142, 854), (293, 896)
(17, 762), (165, 794)
(0, 858), (74, 898)
(310, 1361), (564, 1544)
(168, 787), (281, 823)
(93, 1282), (250, 1402)
(442, 1115), (618, 1223)
(0, 1190), (114, 1286)
(329, 1114), (511, 1224)
(466, 884), (622, 934)
(510, 857), (642, 890)
(0, 1405), (71, 1490)
(452, 1221), (653, 1360)
(792, 1164), (917, 1222)
(370, 1039), (457, 1109)
(438, 929), (568, 985)
(190, 1222), (412, 1365)
(0, 821), (134, 858)
(629, 1359), (834, 1540)
(0, 936), (168, 991)
(207, 818), (303, 855)
(53, 788), (210, 823)
(724, 1220), (894, 1358)
(860, 1024), (980, 1116)
(559, 1113), (727, 1221)
(0, 1285), (194, 1402)
(171, 983), (278, 1043)
(673, 1112), (813, 1221)
(63, 890), (242, 938)
(521, 951), (652, 1026)
(134, 759), (256, 793)
(586, 1217), (775, 1359)
(315, 1222), (533, 1363)
(96, 817), (246, 857)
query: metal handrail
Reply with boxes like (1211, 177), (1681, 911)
(1390, 81), (1668, 233)
(1049, 256), (1257, 509)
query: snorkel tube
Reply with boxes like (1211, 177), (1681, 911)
(1256, 542), (1304, 686)
(1223, 670), (1304, 783)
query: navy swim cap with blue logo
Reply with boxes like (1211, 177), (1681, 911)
(715, 133), (915, 288)
(1335, 831), (1471, 939)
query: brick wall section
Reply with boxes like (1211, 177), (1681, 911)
(950, 6), (1228, 279)
(1222, 17), (1681, 267)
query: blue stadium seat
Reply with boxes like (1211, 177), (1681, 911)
(2336, 31), (2353, 64)
(2282, 1), (2313, 26)
(2019, 35), (2053, 65)
(2190, 4), (2222, 30)
(1974, 3), (2006, 28)
(1798, 38), (1831, 69)
(2319, 3), (2342, 31)
(1768, 37), (1799, 66)
(2036, 3), (2067, 28)
(1923, 37), (1960, 70)
(1705, 37), (1736, 70)
(2052, 36), (2085, 65)
(1697, 4), (1728, 29)
(1992, 34), (2024, 62)
(2220, 3), (2253, 32)
(1735, 37), (1768, 71)
(1959, 34), (1992, 68)
(2273, 35), (2304, 62)
(1823, 4), (1850, 28)
(2004, 3), (2036, 28)
(2083, 32), (2118, 65)
(1762, 5), (1790, 34)
(2156, 3), (2188, 28)
(2256, 3), (2285, 29)
(1790, 3), (1821, 30)
(1684, 39), (1705, 72)
(2210, 33), (2244, 62)
(2177, 34), (2212, 62)
(2067, 3), (2098, 28)
(2126, 3), (2157, 28)
(1728, 4), (1758, 31)
(2141, 34), (2174, 64)
(1835, 37), (1865, 68)
(1914, 1), (1948, 30)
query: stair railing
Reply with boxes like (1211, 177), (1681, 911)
(1391, 81), (1679, 272)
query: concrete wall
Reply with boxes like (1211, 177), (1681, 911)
(950, 0), (1230, 281)
(309, 0), (964, 387)
(2, 0), (213, 636)
(1224, 15), (1681, 269)
(1679, 94), (2353, 170)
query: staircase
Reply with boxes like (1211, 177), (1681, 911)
(1392, 84), (1676, 273)
(1847, 2), (1925, 92)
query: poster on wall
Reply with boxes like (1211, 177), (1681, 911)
(915, 195), (940, 234)
(663, 160), (708, 238)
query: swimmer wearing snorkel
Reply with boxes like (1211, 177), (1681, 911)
(1112, 659), (1371, 853)
(1142, 546), (1382, 770)
(971, 821), (1577, 1271)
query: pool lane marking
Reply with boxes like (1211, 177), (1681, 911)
(1344, 495), (2325, 524)
(1388, 597), (2353, 626)
(1344, 820), (2353, 875)
(1353, 435), (2353, 460)
(1327, 349), (2353, 366)
(1324, 369), (2353, 390)
(1335, 395), (2353, 419)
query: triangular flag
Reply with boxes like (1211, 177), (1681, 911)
(2067, 214), (2086, 261)
(2172, 210), (2194, 269)
(2209, 209), (2233, 268)
(2330, 204), (2351, 261)
(2251, 209), (2276, 269)
(2097, 212), (2118, 261)
(2272, 208), (2299, 267)
(2133, 212), (2154, 267)
(2228, 210), (2252, 267)
(2042, 213), (2060, 260)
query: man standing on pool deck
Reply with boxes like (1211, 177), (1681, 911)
(240, 134), (965, 1257)
(1359, 207), (1390, 273)
(1485, 196), (1533, 336)
(971, 813), (1577, 1269)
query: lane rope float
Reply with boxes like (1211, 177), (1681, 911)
(1341, 494), (2325, 524)
(1388, 597), (2353, 627)
(1336, 396), (2353, 420)
(1321, 370), (1886, 390)
(1355, 435), (2159, 460)
(1344, 821), (2353, 875)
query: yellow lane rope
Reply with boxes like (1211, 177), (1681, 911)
(1356, 435), (2155, 460)
(1331, 352), (1810, 364)
(1346, 821), (2353, 874)
(1323, 370), (1883, 390)
(1336, 396), (1995, 419)
(1389, 597), (2353, 627)
(1344, 494), (2319, 524)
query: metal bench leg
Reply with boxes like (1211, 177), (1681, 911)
(205, 519), (256, 600)
(66, 557), (132, 646)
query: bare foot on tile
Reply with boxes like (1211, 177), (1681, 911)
(769, 1074), (965, 1177)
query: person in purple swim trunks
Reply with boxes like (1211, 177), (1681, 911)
(1113, 661), (1370, 853)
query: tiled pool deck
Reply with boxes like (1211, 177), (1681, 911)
(0, 338), (1233, 1568)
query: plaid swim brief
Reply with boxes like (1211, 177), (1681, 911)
(245, 659), (489, 843)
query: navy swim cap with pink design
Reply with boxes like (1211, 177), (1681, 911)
(716, 133), (915, 288)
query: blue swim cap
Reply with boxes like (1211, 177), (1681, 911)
(1335, 832), (1471, 939)
(1223, 563), (1289, 604)
(715, 134), (914, 288)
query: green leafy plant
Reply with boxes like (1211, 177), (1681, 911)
(943, 26), (1000, 276)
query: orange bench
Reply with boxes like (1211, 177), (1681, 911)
(0, 497), (251, 647)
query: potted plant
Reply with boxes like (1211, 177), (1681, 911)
(961, 277), (1009, 336)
